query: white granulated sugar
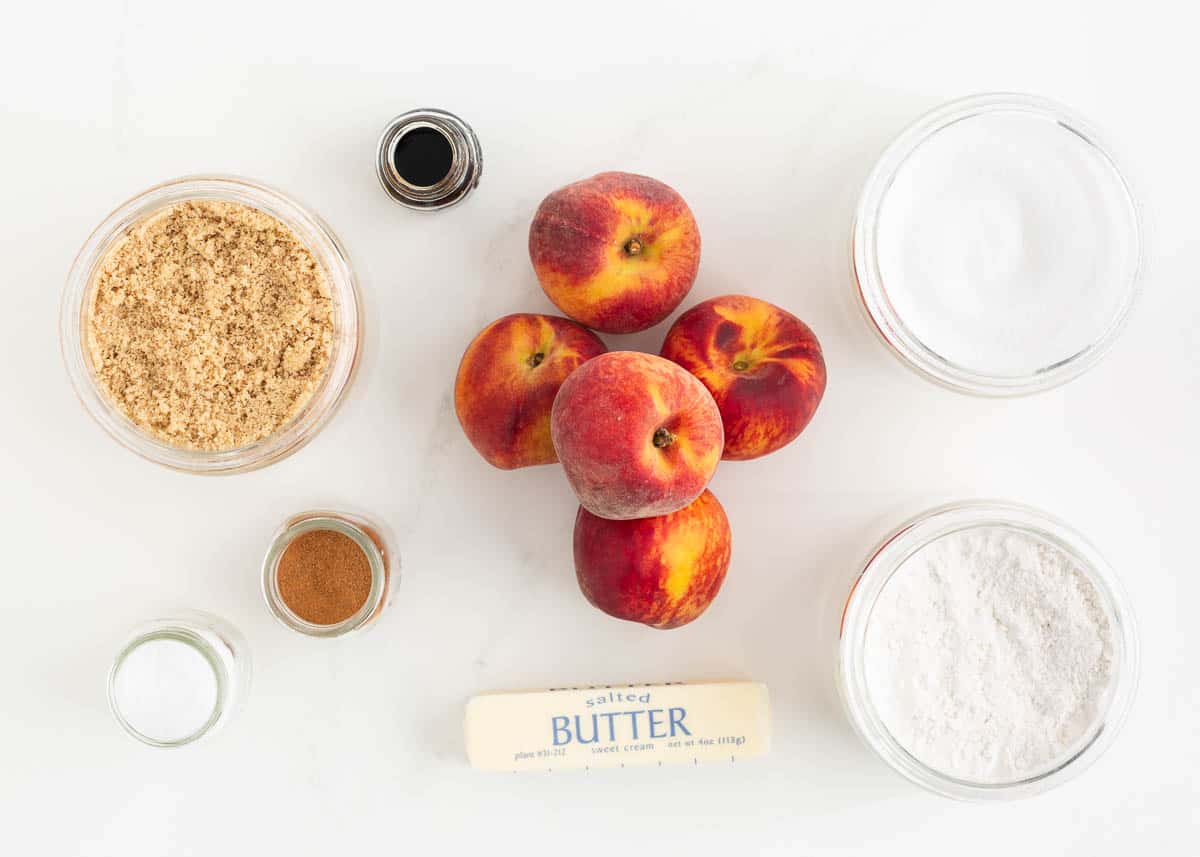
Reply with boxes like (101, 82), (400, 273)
(112, 637), (218, 743)
(864, 526), (1114, 783)
(875, 111), (1137, 378)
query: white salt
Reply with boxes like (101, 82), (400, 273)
(112, 637), (219, 743)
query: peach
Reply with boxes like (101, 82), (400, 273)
(550, 351), (723, 519)
(455, 313), (606, 469)
(574, 489), (731, 629)
(529, 172), (701, 334)
(661, 295), (825, 461)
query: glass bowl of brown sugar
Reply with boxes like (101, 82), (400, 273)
(60, 175), (361, 474)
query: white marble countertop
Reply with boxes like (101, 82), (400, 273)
(3, 1), (1196, 853)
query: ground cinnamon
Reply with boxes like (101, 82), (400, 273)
(276, 529), (372, 625)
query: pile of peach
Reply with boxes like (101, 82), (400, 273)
(455, 172), (826, 630)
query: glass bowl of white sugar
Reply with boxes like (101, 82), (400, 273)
(838, 500), (1138, 800)
(852, 93), (1141, 395)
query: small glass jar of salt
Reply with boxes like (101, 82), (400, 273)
(107, 611), (250, 747)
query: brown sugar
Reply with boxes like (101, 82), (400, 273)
(86, 199), (333, 451)
(276, 529), (373, 626)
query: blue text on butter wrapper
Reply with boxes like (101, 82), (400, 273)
(551, 707), (691, 745)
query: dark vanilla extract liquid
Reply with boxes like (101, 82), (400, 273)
(393, 127), (454, 187)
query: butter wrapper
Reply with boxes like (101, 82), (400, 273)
(465, 681), (770, 772)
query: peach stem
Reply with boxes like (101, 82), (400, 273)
(652, 427), (675, 449)
(623, 237), (645, 256)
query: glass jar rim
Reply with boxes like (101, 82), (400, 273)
(851, 92), (1143, 396)
(60, 174), (362, 474)
(838, 499), (1140, 800)
(376, 108), (483, 210)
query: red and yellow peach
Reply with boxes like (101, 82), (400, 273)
(661, 295), (825, 460)
(550, 351), (723, 520)
(574, 489), (731, 629)
(529, 172), (700, 334)
(455, 313), (606, 469)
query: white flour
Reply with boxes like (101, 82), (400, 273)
(863, 526), (1114, 783)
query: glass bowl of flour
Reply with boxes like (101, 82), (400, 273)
(838, 500), (1138, 800)
(852, 93), (1141, 395)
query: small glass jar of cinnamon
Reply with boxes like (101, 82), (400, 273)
(261, 510), (395, 637)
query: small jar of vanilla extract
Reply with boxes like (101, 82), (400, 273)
(376, 108), (482, 210)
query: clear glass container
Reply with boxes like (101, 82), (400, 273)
(60, 175), (362, 474)
(261, 510), (396, 638)
(376, 108), (482, 210)
(838, 500), (1138, 800)
(107, 611), (250, 748)
(852, 93), (1141, 396)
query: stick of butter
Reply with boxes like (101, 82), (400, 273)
(465, 681), (770, 772)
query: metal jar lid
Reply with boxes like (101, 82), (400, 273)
(376, 108), (482, 210)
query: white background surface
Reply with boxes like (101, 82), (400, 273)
(2, 2), (1197, 854)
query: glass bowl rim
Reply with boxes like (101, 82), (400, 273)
(60, 174), (361, 474)
(837, 498), (1140, 801)
(851, 92), (1143, 397)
